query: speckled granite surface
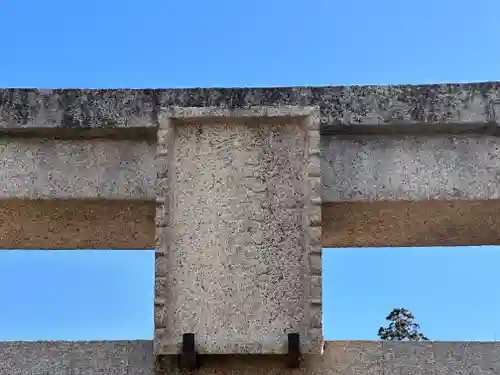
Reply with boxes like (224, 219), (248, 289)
(155, 108), (322, 355)
(4, 340), (500, 374)
(0, 139), (155, 199)
(0, 340), (155, 374)
(322, 135), (500, 201)
(2, 82), (500, 133)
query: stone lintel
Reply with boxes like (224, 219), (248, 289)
(1, 82), (500, 135)
(4, 198), (500, 250)
(0, 198), (155, 250)
(323, 200), (500, 248)
(0, 139), (156, 200)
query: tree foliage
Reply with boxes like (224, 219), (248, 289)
(378, 308), (428, 341)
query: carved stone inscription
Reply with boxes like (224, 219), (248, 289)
(163, 119), (307, 354)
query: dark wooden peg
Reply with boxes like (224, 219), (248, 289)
(179, 333), (198, 371)
(287, 333), (301, 368)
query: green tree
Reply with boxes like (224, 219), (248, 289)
(378, 308), (429, 341)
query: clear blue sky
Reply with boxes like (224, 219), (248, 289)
(0, 0), (500, 341)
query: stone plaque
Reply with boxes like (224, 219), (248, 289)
(155, 107), (322, 355)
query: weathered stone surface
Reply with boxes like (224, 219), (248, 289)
(322, 199), (500, 248)
(155, 108), (322, 355)
(3, 341), (500, 374)
(159, 119), (307, 354)
(322, 135), (500, 202)
(0, 340), (155, 374)
(0, 89), (157, 129)
(0, 199), (155, 250)
(4, 134), (500, 202)
(156, 83), (500, 130)
(2, 82), (500, 133)
(383, 342), (436, 375)
(0, 139), (155, 199)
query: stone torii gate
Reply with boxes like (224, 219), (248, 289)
(0, 83), (500, 373)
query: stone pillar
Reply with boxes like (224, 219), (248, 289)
(154, 107), (323, 356)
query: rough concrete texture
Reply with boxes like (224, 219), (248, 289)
(0, 139), (155, 199)
(4, 340), (500, 374)
(322, 135), (500, 202)
(155, 108), (322, 355)
(0, 340), (155, 374)
(323, 200), (500, 248)
(3, 134), (500, 202)
(2, 83), (500, 133)
(6, 196), (499, 250)
(0, 199), (155, 249)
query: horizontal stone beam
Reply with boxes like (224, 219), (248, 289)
(2, 134), (500, 202)
(4, 198), (500, 250)
(0, 199), (155, 249)
(323, 200), (500, 248)
(322, 135), (500, 201)
(0, 341), (155, 374)
(0, 99), (499, 250)
(2, 340), (500, 374)
(0, 139), (155, 199)
(1, 82), (500, 134)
